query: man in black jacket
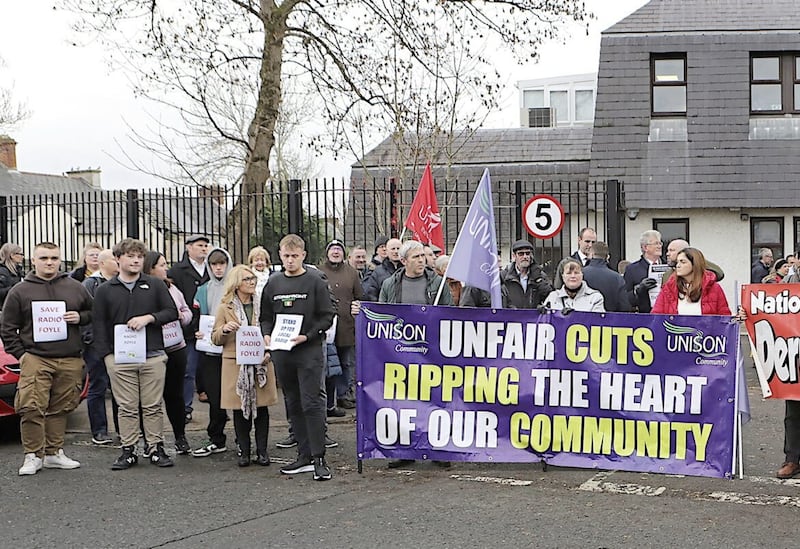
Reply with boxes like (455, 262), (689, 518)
(751, 248), (774, 283)
(93, 238), (179, 470)
(362, 237), (402, 301)
(623, 230), (663, 313)
(167, 234), (210, 423)
(583, 241), (630, 312)
(461, 239), (552, 309)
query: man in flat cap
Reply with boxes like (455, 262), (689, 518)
(460, 239), (553, 309)
(167, 234), (211, 424)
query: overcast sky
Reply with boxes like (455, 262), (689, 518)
(0, 1), (648, 190)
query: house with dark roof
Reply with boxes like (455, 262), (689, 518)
(350, 127), (600, 267)
(0, 137), (228, 265)
(590, 0), (800, 294)
(353, 0), (800, 295)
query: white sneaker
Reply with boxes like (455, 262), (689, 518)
(43, 449), (81, 469)
(19, 453), (43, 476)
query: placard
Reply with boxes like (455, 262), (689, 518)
(269, 314), (303, 350)
(195, 314), (223, 354)
(236, 325), (265, 364)
(162, 320), (184, 348)
(114, 325), (146, 364)
(31, 301), (68, 343)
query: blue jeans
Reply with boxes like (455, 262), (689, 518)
(335, 345), (355, 399)
(85, 348), (110, 436)
(183, 341), (200, 413)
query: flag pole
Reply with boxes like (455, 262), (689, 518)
(434, 275), (447, 305)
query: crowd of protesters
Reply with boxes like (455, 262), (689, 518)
(2, 229), (799, 481)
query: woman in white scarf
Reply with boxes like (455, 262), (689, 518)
(212, 265), (278, 467)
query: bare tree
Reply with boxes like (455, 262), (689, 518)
(0, 57), (31, 133)
(62, 0), (589, 260)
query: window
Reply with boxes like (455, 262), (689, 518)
(651, 54), (687, 116)
(550, 90), (569, 123)
(523, 90), (545, 108)
(793, 216), (800, 255)
(750, 217), (784, 264)
(575, 89), (594, 121)
(653, 218), (689, 249)
(751, 53), (800, 114)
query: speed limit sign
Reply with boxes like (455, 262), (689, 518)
(522, 194), (565, 239)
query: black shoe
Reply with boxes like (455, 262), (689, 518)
(337, 398), (356, 409)
(150, 443), (174, 467)
(324, 435), (339, 449)
(313, 456), (332, 481)
(387, 459), (416, 469)
(253, 450), (271, 466)
(327, 407), (346, 418)
(184, 412), (192, 424)
(433, 460), (451, 469)
(238, 444), (251, 467)
(275, 434), (297, 448)
(174, 436), (190, 455)
(280, 456), (314, 475)
(91, 432), (114, 445)
(111, 446), (138, 470)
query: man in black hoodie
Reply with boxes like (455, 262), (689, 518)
(167, 234), (210, 423)
(2, 242), (93, 476)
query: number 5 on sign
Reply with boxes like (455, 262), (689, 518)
(522, 194), (565, 239)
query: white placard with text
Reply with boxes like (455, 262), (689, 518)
(114, 325), (146, 364)
(32, 301), (68, 343)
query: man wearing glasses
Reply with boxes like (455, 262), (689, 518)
(571, 227), (597, 267)
(623, 230), (663, 313)
(460, 239), (553, 309)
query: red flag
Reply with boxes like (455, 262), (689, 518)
(403, 164), (444, 250)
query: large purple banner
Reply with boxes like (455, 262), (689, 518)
(356, 304), (739, 478)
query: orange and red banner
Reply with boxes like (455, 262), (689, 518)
(741, 283), (800, 399)
(404, 163), (445, 251)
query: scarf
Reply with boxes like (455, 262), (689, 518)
(232, 296), (267, 419)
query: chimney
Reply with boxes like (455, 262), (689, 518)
(199, 184), (226, 206)
(66, 168), (102, 189)
(0, 136), (17, 169)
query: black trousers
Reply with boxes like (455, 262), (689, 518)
(784, 400), (800, 462)
(273, 343), (326, 459)
(163, 347), (187, 439)
(200, 353), (227, 446)
(233, 407), (269, 455)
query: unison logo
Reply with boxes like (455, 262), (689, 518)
(363, 308), (428, 354)
(663, 320), (728, 365)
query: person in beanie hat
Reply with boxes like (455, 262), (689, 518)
(370, 236), (389, 269)
(319, 239), (363, 410)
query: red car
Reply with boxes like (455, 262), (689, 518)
(0, 340), (88, 418)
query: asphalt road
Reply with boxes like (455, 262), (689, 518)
(1, 345), (798, 549)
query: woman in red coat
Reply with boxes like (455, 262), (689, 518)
(652, 247), (731, 316)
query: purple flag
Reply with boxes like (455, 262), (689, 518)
(445, 169), (502, 308)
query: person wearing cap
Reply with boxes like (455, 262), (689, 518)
(362, 238), (402, 301)
(167, 234), (211, 424)
(460, 239), (553, 309)
(319, 239), (363, 410)
(370, 236), (389, 270)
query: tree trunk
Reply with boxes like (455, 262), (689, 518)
(226, 5), (287, 263)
